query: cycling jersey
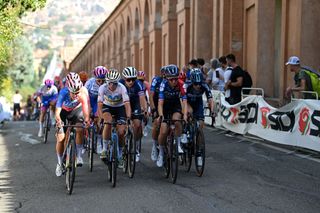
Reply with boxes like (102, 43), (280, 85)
(159, 79), (187, 102)
(119, 79), (144, 113)
(150, 76), (163, 109)
(186, 83), (212, 120)
(37, 85), (58, 103)
(98, 83), (129, 107)
(85, 77), (101, 115)
(56, 87), (88, 112)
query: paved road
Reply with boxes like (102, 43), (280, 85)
(0, 121), (319, 213)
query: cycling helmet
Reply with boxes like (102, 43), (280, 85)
(44, 79), (54, 87)
(66, 72), (83, 93)
(160, 66), (166, 76)
(164, 64), (179, 78)
(79, 71), (88, 83)
(122, 66), (137, 78)
(190, 68), (203, 83)
(93, 66), (108, 79)
(178, 72), (186, 82)
(137, 71), (145, 80)
(106, 69), (121, 82)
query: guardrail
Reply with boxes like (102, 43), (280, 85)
(291, 91), (319, 101)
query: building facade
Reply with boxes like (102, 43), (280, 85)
(69, 0), (320, 105)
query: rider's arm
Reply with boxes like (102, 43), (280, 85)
(158, 82), (165, 117)
(149, 78), (157, 110)
(203, 84), (214, 112)
(80, 87), (90, 123)
(137, 81), (147, 112)
(121, 84), (132, 118)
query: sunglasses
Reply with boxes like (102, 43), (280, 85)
(70, 91), (80, 95)
(108, 82), (118, 86)
(126, 78), (136, 82)
(193, 82), (202, 86)
(96, 79), (105, 83)
(168, 78), (178, 82)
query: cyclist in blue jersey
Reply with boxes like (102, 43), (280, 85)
(55, 72), (90, 177)
(120, 67), (147, 162)
(98, 70), (131, 168)
(37, 79), (58, 137)
(156, 65), (187, 167)
(149, 66), (166, 162)
(185, 68), (214, 128)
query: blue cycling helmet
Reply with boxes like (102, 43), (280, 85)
(164, 64), (179, 78)
(190, 68), (203, 83)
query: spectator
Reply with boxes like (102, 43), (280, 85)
(285, 56), (314, 99)
(207, 58), (225, 91)
(225, 54), (244, 104)
(26, 95), (33, 120)
(12, 90), (23, 121)
(197, 58), (207, 79)
(188, 59), (198, 70)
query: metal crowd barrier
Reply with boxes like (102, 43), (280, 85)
(241, 87), (265, 100)
(291, 91), (319, 101)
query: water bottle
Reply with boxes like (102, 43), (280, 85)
(143, 124), (148, 137)
(181, 133), (187, 144)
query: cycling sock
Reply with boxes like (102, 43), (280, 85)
(76, 144), (83, 158)
(57, 154), (63, 165)
(39, 121), (43, 130)
(103, 139), (108, 150)
(152, 139), (157, 147)
(50, 110), (54, 120)
(177, 136), (181, 146)
(159, 145), (164, 156)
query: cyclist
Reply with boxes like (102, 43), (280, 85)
(79, 71), (89, 85)
(137, 70), (150, 103)
(149, 66), (166, 162)
(156, 64), (187, 167)
(98, 69), (131, 168)
(85, 66), (108, 151)
(185, 68), (214, 128)
(54, 76), (64, 92)
(37, 79), (58, 137)
(120, 67), (147, 162)
(55, 72), (90, 177)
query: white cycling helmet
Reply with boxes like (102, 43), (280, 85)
(106, 69), (121, 82)
(122, 66), (137, 79)
(66, 72), (82, 93)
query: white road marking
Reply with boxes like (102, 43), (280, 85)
(18, 132), (40, 145)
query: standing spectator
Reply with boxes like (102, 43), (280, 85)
(207, 58), (225, 91)
(197, 58), (207, 79)
(285, 56), (314, 99)
(26, 95), (33, 120)
(12, 90), (23, 121)
(188, 59), (198, 70)
(225, 54), (244, 104)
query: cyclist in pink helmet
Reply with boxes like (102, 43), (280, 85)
(36, 79), (58, 137)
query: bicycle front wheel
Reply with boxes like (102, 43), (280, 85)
(195, 130), (205, 177)
(43, 111), (50, 144)
(170, 136), (179, 184)
(88, 128), (94, 172)
(66, 133), (76, 194)
(128, 132), (136, 178)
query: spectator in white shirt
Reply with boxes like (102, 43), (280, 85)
(13, 90), (23, 121)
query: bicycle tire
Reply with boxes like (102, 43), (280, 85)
(43, 111), (50, 144)
(195, 129), (205, 177)
(123, 132), (130, 174)
(88, 128), (94, 172)
(66, 130), (76, 195)
(170, 136), (179, 184)
(128, 131), (136, 178)
(111, 139), (117, 187)
(163, 145), (170, 178)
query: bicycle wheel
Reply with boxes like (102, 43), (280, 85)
(122, 132), (130, 174)
(43, 111), (50, 144)
(65, 131), (76, 195)
(128, 132), (136, 178)
(170, 136), (179, 184)
(111, 134), (118, 187)
(182, 141), (193, 172)
(195, 129), (205, 177)
(88, 128), (94, 172)
(163, 145), (170, 178)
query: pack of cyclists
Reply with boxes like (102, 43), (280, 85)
(37, 64), (214, 178)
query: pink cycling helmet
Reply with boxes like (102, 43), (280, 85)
(137, 71), (145, 80)
(44, 79), (54, 87)
(66, 72), (83, 93)
(93, 66), (108, 79)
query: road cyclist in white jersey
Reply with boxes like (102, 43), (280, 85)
(98, 69), (131, 168)
(36, 79), (58, 137)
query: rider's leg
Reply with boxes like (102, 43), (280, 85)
(173, 112), (183, 153)
(157, 122), (168, 167)
(38, 105), (46, 137)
